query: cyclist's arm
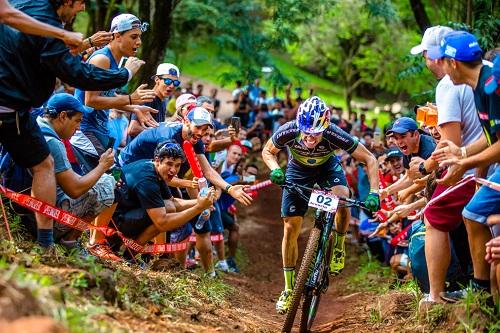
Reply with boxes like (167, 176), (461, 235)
(262, 139), (282, 170)
(350, 143), (379, 191)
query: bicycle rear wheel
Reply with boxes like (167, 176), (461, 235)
(282, 227), (321, 333)
(299, 236), (334, 332)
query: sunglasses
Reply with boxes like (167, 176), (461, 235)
(163, 78), (181, 87)
(302, 131), (322, 137)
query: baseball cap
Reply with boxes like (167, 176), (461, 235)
(485, 56), (500, 95)
(241, 140), (253, 150)
(186, 107), (213, 128)
(410, 25), (453, 55)
(385, 147), (403, 159)
(386, 117), (418, 134)
(46, 93), (90, 114)
(427, 31), (483, 61)
(175, 93), (197, 111)
(110, 14), (148, 33)
(155, 63), (180, 77)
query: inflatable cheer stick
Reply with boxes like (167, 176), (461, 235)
(183, 140), (210, 229)
(183, 141), (203, 178)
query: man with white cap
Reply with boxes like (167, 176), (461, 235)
(409, 26), (484, 309)
(75, 13), (158, 156)
(119, 106), (253, 274)
(128, 63), (182, 139)
(429, 31), (500, 302)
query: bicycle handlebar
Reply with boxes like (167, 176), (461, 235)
(281, 181), (368, 210)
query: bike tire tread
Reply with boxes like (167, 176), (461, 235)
(282, 227), (321, 333)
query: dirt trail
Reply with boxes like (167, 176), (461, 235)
(232, 183), (380, 333)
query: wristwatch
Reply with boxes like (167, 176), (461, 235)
(419, 162), (430, 176)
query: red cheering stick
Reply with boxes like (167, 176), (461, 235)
(183, 140), (211, 229)
(183, 140), (203, 179)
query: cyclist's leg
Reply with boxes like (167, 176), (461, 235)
(282, 216), (304, 280)
(277, 163), (312, 313)
(331, 185), (351, 233)
(319, 158), (350, 274)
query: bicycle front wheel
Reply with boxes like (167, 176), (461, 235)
(282, 227), (321, 333)
(299, 234), (333, 332)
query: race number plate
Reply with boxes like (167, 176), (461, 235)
(308, 190), (339, 212)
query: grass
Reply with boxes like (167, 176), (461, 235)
(171, 41), (392, 126)
(455, 287), (500, 332)
(172, 42), (346, 106)
(348, 253), (392, 293)
(0, 233), (236, 333)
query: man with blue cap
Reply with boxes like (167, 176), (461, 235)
(428, 31), (500, 302)
(379, 117), (436, 199)
(37, 93), (121, 261)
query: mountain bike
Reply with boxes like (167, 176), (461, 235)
(281, 181), (367, 333)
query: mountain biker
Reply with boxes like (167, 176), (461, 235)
(262, 96), (380, 314)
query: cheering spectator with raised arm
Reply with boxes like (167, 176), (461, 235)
(0, 0), (83, 51)
(0, 0), (142, 250)
(428, 31), (500, 302)
(75, 13), (158, 156)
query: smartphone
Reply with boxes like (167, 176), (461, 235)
(106, 137), (116, 150)
(118, 57), (129, 68)
(231, 116), (241, 133)
(374, 131), (381, 144)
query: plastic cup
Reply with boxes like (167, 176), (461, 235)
(425, 109), (438, 127)
(416, 107), (428, 123)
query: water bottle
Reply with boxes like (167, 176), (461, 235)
(195, 177), (211, 230)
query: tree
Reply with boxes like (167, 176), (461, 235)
(289, 0), (430, 112)
(169, 0), (293, 88)
(409, 0), (431, 33)
(133, 0), (181, 86)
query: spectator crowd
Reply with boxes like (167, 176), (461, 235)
(0, 0), (499, 314)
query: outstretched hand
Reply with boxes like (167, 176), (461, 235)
(132, 105), (159, 128)
(228, 185), (253, 206)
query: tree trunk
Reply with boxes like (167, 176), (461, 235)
(409, 0), (431, 33)
(131, 0), (181, 90)
(344, 87), (353, 114)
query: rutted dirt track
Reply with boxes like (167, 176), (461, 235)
(232, 183), (389, 333)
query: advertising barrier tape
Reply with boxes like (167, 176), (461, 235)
(0, 184), (223, 254)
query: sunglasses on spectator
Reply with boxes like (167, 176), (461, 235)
(162, 78), (181, 87)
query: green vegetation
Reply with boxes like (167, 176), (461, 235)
(348, 253), (393, 293)
(0, 238), (235, 332)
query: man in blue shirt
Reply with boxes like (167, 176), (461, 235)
(380, 117), (436, 199)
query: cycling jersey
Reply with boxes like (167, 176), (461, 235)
(271, 121), (359, 167)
